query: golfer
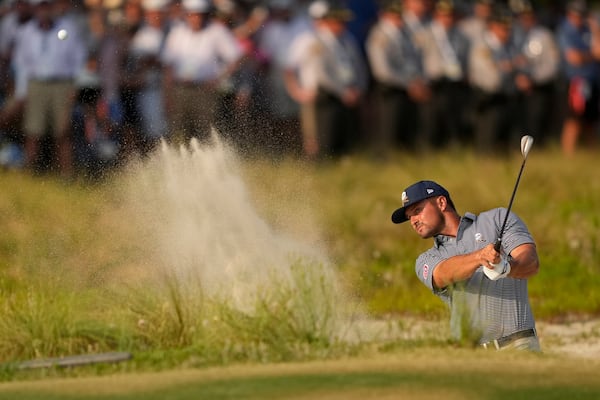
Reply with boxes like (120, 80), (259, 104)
(391, 180), (540, 351)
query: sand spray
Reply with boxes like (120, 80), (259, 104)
(119, 136), (359, 340)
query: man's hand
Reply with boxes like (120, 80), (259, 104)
(477, 243), (510, 280)
(483, 255), (511, 281)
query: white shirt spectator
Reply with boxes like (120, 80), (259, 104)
(161, 21), (242, 83)
(257, 11), (310, 67)
(12, 18), (86, 98)
(286, 26), (368, 98)
(131, 24), (164, 56)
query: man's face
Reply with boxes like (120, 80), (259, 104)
(567, 11), (585, 28)
(405, 0), (427, 18)
(34, 1), (54, 23)
(318, 18), (346, 36)
(405, 197), (445, 239)
(518, 12), (535, 30)
(435, 11), (454, 28)
(382, 11), (403, 27)
(474, 3), (491, 19)
(490, 22), (511, 44)
(186, 12), (204, 30)
(145, 9), (164, 27)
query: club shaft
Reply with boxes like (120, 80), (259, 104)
(494, 158), (528, 252)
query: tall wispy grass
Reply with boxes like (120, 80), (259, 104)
(0, 282), (122, 361)
(0, 259), (357, 370)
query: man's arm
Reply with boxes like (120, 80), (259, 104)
(507, 243), (539, 279)
(432, 244), (499, 289)
(432, 241), (539, 288)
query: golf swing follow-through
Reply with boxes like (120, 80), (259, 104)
(391, 135), (541, 351)
(484, 135), (535, 281)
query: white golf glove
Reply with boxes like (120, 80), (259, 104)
(483, 256), (511, 281)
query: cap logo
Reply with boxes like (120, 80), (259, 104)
(426, 188), (434, 194)
(401, 191), (409, 205)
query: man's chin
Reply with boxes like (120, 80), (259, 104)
(416, 228), (433, 239)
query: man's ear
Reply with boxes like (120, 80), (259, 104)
(437, 196), (448, 211)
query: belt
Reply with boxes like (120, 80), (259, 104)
(481, 328), (537, 350)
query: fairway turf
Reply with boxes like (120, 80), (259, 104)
(1, 350), (600, 399)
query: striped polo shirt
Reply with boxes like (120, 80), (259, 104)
(416, 208), (536, 343)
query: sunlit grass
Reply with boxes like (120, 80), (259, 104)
(1, 350), (600, 399)
(1, 145), (599, 375)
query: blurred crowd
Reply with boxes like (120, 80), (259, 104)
(1, 0), (600, 177)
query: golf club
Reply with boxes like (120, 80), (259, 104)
(493, 135), (534, 252)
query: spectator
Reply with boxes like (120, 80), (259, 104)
(401, 0), (433, 149)
(83, 2), (126, 139)
(402, 0), (431, 38)
(13, 0), (86, 175)
(129, 0), (169, 154)
(284, 0), (368, 159)
(366, 0), (429, 153)
(0, 0), (32, 100)
(256, 0), (310, 156)
(118, 0), (145, 159)
(468, 4), (531, 153)
(161, 0), (243, 143)
(165, 0), (184, 31)
(54, 0), (87, 38)
(512, 0), (560, 147)
(420, 0), (471, 149)
(556, 0), (600, 155)
(459, 0), (494, 45)
(211, 0), (265, 154)
(0, 0), (32, 146)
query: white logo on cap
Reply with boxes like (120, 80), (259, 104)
(401, 191), (409, 205)
(427, 189), (434, 194)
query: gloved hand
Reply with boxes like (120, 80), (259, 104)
(483, 255), (511, 281)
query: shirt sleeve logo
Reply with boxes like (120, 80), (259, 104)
(423, 264), (429, 280)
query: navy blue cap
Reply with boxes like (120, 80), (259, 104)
(391, 180), (452, 224)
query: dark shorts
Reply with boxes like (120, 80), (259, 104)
(567, 77), (600, 122)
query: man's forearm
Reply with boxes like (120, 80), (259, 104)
(507, 243), (539, 279)
(432, 253), (482, 289)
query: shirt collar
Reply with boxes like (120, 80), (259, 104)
(433, 212), (476, 248)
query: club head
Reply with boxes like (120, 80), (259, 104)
(521, 135), (534, 158)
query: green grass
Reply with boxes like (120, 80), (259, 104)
(1, 351), (600, 399)
(1, 145), (600, 375)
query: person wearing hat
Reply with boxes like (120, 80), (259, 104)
(161, 0), (244, 143)
(391, 180), (540, 351)
(13, 0), (87, 175)
(284, 0), (368, 158)
(365, 0), (429, 154)
(512, 0), (560, 148)
(419, 0), (471, 149)
(556, 0), (600, 155)
(468, 3), (531, 153)
(458, 0), (494, 45)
